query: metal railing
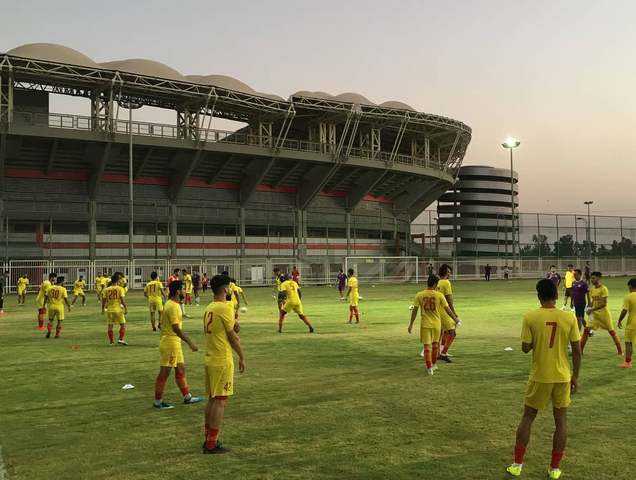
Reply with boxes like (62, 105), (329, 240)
(12, 111), (448, 172)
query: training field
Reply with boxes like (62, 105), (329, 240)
(1, 278), (634, 480)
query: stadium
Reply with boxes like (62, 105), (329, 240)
(0, 43), (471, 286)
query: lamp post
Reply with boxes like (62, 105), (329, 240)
(584, 200), (594, 260)
(502, 137), (520, 269)
(576, 217), (588, 257)
(119, 99), (142, 261)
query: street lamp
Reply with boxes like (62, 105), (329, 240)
(502, 137), (520, 268)
(584, 200), (594, 260)
(119, 98), (142, 261)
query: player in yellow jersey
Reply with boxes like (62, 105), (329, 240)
(346, 268), (361, 324)
(181, 269), (193, 306)
(408, 275), (459, 375)
(17, 273), (29, 306)
(36, 272), (57, 330)
(44, 276), (71, 338)
(118, 273), (129, 294)
(144, 271), (165, 331)
(153, 280), (203, 410)
(436, 264), (461, 363)
(278, 274), (314, 333)
(101, 274), (128, 346)
(562, 264), (575, 310)
(202, 275), (245, 454)
(617, 278), (636, 368)
(95, 273), (104, 302)
(221, 271), (248, 320)
(506, 279), (581, 479)
(71, 275), (87, 306)
(580, 271), (623, 355)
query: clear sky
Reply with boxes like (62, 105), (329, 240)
(1, 0), (635, 215)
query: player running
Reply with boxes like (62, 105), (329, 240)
(506, 279), (581, 479)
(617, 278), (636, 368)
(562, 265), (574, 310)
(101, 273), (128, 346)
(144, 271), (165, 331)
(346, 268), (360, 324)
(202, 275), (246, 454)
(570, 269), (588, 333)
(36, 272), (56, 331)
(71, 275), (87, 306)
(153, 280), (203, 410)
(278, 274), (314, 333)
(44, 276), (71, 338)
(337, 268), (347, 300)
(408, 275), (459, 376)
(17, 273), (29, 306)
(437, 264), (460, 363)
(580, 272), (623, 356)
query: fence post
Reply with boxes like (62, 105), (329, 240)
(620, 216), (625, 275)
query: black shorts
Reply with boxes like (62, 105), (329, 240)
(564, 288), (572, 297)
(277, 292), (287, 303)
(574, 304), (586, 318)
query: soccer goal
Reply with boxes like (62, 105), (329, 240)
(344, 256), (419, 284)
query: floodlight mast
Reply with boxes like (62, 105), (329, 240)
(501, 137), (520, 272)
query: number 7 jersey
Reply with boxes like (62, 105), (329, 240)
(521, 308), (581, 383)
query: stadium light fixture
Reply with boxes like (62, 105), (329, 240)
(584, 201), (594, 260)
(501, 137), (520, 269)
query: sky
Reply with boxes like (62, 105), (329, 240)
(1, 0), (635, 216)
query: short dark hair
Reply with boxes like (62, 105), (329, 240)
(182, 269), (187, 273)
(536, 278), (558, 302)
(150, 271), (158, 280)
(49, 272), (57, 280)
(591, 271), (602, 278)
(111, 274), (119, 284)
(567, 264), (574, 268)
(210, 275), (230, 295)
(549, 265), (556, 269)
(628, 278), (636, 289)
(347, 268), (354, 276)
(173, 268), (180, 274)
(56, 276), (65, 284)
(427, 274), (439, 287)
(79, 275), (83, 279)
(439, 264), (451, 277)
(574, 269), (582, 275)
(168, 280), (183, 296)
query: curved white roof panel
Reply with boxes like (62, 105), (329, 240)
(6, 43), (99, 68)
(185, 74), (255, 94)
(332, 92), (374, 105)
(100, 59), (184, 81)
(380, 100), (415, 111)
(292, 90), (334, 100)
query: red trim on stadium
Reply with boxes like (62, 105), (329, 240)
(5, 168), (392, 203)
(40, 242), (383, 251)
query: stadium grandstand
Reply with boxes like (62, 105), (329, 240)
(0, 43), (471, 275)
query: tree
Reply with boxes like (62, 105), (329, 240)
(521, 234), (552, 256)
(610, 237), (636, 256)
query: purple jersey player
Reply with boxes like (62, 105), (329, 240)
(545, 265), (562, 287)
(337, 269), (347, 300)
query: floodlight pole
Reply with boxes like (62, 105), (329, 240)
(584, 201), (594, 260)
(502, 138), (520, 273)
(129, 105), (133, 262)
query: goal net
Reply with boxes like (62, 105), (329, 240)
(344, 256), (419, 284)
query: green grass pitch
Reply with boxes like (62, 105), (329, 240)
(1, 277), (634, 479)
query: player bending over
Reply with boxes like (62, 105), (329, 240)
(102, 273), (128, 346)
(580, 272), (622, 355)
(144, 271), (165, 331)
(153, 280), (203, 410)
(36, 272), (56, 330)
(437, 264), (460, 362)
(617, 278), (636, 368)
(71, 275), (87, 306)
(408, 275), (459, 376)
(279, 274), (314, 333)
(44, 276), (71, 338)
(506, 279), (581, 479)
(346, 268), (360, 324)
(202, 275), (246, 454)
(17, 273), (29, 306)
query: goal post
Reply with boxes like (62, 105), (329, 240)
(344, 256), (419, 284)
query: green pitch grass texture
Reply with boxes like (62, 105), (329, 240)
(1, 278), (634, 479)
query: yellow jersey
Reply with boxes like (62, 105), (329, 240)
(144, 280), (164, 301)
(160, 299), (182, 340)
(564, 271), (575, 289)
(101, 277), (111, 287)
(47, 285), (68, 308)
(36, 280), (52, 302)
(203, 300), (236, 367)
(437, 278), (453, 297)
(621, 292), (636, 330)
(348, 276), (359, 293)
(73, 279), (86, 295)
(521, 307), (581, 383)
(119, 276), (128, 288)
(17, 277), (29, 291)
(229, 281), (242, 310)
(183, 274), (193, 294)
(590, 285), (610, 318)
(280, 279), (301, 304)
(103, 285), (125, 313)
(413, 289), (449, 329)
(275, 276), (282, 292)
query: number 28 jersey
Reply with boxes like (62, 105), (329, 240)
(521, 307), (581, 383)
(413, 289), (449, 329)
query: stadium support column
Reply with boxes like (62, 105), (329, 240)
(0, 134), (5, 263)
(239, 207), (246, 257)
(169, 203), (177, 259)
(345, 212), (352, 256)
(88, 200), (97, 261)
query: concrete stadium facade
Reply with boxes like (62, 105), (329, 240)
(0, 43), (471, 260)
(437, 165), (519, 255)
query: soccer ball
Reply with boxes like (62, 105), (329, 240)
(240, 307), (247, 313)
(408, 304), (415, 311)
